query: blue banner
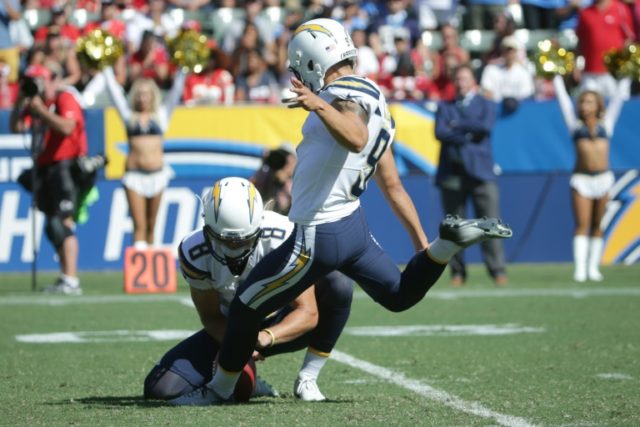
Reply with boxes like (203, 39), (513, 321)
(1, 100), (639, 272)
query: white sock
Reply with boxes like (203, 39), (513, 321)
(133, 240), (148, 250)
(207, 365), (241, 399)
(427, 238), (461, 263)
(588, 237), (604, 281)
(61, 274), (79, 287)
(298, 348), (329, 381)
(573, 235), (588, 282)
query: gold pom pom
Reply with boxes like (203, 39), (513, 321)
(76, 29), (124, 70)
(533, 39), (575, 79)
(166, 29), (210, 74)
(604, 43), (640, 80)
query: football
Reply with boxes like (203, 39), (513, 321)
(233, 359), (257, 402)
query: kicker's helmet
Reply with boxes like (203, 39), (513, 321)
(288, 18), (358, 92)
(202, 177), (264, 275)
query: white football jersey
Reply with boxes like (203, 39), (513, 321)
(178, 210), (294, 316)
(288, 75), (396, 225)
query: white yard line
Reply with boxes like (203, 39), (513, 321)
(355, 287), (640, 300)
(332, 350), (537, 427)
(0, 294), (189, 306)
(0, 287), (638, 306)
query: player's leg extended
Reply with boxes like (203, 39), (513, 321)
(329, 207), (445, 312)
(144, 329), (218, 399)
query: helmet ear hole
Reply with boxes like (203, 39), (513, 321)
(307, 60), (314, 71)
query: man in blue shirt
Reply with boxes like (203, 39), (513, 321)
(435, 64), (508, 286)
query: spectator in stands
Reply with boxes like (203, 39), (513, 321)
(379, 30), (431, 100)
(483, 10), (520, 64)
(520, 0), (559, 29)
(414, 0), (459, 30)
(119, 0), (174, 53)
(183, 45), (235, 105)
(303, 0), (329, 21)
(103, 65), (186, 248)
(84, 0), (127, 40)
(0, 60), (17, 107)
(353, 28), (380, 80)
(576, 0), (635, 98)
(235, 48), (279, 103)
(556, 0), (593, 30)
(145, 0), (179, 39)
(43, 28), (82, 87)
(480, 35), (534, 111)
(221, 0), (277, 66)
(435, 64), (508, 286)
(553, 74), (630, 282)
(334, 0), (369, 32)
(0, 0), (21, 84)
(429, 51), (459, 101)
(464, 0), (507, 30)
(437, 23), (470, 76)
(369, 0), (421, 50)
(34, 4), (81, 45)
(230, 22), (267, 77)
(75, 0), (101, 13)
(128, 30), (171, 88)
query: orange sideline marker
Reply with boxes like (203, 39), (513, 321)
(123, 247), (177, 294)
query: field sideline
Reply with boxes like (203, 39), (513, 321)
(1, 263), (638, 426)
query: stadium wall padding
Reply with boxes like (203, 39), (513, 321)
(1, 100), (639, 272)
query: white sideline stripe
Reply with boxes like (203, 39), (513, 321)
(354, 287), (640, 300)
(332, 350), (537, 427)
(0, 294), (189, 306)
(1, 286), (639, 306)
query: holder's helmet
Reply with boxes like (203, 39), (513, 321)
(202, 177), (264, 275)
(287, 18), (358, 92)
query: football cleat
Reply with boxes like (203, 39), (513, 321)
(42, 279), (82, 296)
(168, 386), (233, 406)
(294, 377), (326, 402)
(439, 215), (512, 248)
(253, 376), (280, 398)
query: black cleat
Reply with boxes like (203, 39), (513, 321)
(439, 215), (513, 248)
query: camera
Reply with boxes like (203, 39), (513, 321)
(20, 76), (43, 98)
(264, 148), (291, 171)
(75, 153), (109, 174)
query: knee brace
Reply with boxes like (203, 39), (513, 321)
(45, 216), (74, 249)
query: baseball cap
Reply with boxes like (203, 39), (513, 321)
(24, 65), (52, 81)
(501, 35), (521, 51)
(51, 4), (65, 14)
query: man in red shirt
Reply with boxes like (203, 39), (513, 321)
(10, 64), (88, 295)
(576, 0), (635, 97)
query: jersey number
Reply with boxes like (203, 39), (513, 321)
(350, 128), (391, 197)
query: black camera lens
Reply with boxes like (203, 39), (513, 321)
(21, 76), (41, 97)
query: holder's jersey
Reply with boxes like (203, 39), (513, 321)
(178, 210), (294, 316)
(289, 75), (396, 225)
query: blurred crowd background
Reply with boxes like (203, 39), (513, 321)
(1, 0), (638, 109)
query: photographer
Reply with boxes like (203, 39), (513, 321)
(250, 143), (296, 215)
(10, 64), (88, 295)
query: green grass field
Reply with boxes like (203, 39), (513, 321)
(1, 264), (639, 426)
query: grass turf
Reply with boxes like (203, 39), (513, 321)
(0, 263), (638, 426)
